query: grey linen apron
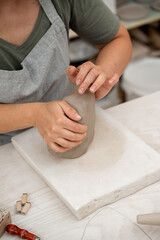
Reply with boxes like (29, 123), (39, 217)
(0, 0), (73, 145)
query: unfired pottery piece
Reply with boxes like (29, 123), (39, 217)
(117, 3), (150, 20)
(48, 85), (95, 159)
(151, 1), (160, 11)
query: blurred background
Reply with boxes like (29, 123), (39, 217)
(69, 0), (160, 109)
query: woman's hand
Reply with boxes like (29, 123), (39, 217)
(67, 61), (119, 100)
(34, 101), (87, 153)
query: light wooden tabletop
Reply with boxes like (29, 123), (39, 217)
(1, 91), (160, 240)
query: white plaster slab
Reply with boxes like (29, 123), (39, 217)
(12, 106), (160, 219)
(107, 91), (160, 154)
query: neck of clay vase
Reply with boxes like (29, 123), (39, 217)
(73, 85), (89, 95)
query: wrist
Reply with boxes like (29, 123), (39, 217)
(30, 102), (44, 127)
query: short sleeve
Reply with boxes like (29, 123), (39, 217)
(69, 0), (120, 45)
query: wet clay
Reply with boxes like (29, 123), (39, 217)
(48, 85), (95, 159)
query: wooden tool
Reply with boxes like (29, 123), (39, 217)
(137, 213), (160, 226)
(0, 209), (11, 238)
(6, 224), (40, 240)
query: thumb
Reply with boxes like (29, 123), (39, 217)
(66, 66), (78, 84)
(60, 101), (81, 121)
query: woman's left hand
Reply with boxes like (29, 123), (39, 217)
(67, 61), (119, 100)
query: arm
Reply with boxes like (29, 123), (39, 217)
(0, 101), (87, 152)
(95, 24), (132, 79)
(0, 102), (39, 133)
(67, 24), (132, 99)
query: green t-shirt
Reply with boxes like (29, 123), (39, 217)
(0, 0), (120, 70)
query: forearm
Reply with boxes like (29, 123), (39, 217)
(0, 102), (41, 133)
(95, 24), (132, 79)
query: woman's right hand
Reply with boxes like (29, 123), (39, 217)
(34, 101), (87, 153)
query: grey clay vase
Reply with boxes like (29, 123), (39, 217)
(48, 85), (95, 159)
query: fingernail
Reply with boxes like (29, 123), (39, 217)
(90, 85), (96, 92)
(79, 87), (85, 94)
(69, 67), (74, 73)
(109, 79), (114, 84)
(76, 79), (81, 85)
(75, 113), (81, 119)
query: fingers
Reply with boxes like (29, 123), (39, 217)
(56, 138), (82, 149)
(67, 66), (78, 84)
(67, 62), (119, 99)
(46, 120), (87, 152)
(47, 130), (86, 152)
(108, 73), (119, 86)
(48, 142), (70, 153)
(37, 100), (88, 154)
(61, 129), (86, 141)
(64, 117), (87, 133)
(75, 61), (94, 92)
(95, 73), (119, 99)
(48, 138), (83, 153)
(89, 72), (106, 93)
(95, 86), (108, 100)
(78, 67), (102, 94)
(59, 101), (87, 133)
(59, 101), (81, 121)
(45, 128), (86, 152)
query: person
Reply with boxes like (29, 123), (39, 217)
(0, 0), (132, 152)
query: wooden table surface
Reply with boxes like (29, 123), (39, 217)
(1, 91), (160, 240)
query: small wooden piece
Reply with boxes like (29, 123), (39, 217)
(16, 201), (22, 214)
(21, 202), (31, 215)
(21, 193), (28, 206)
(0, 209), (11, 237)
(137, 213), (160, 226)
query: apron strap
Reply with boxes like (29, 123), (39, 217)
(39, 0), (60, 23)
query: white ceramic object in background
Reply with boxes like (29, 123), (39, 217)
(135, 0), (155, 3)
(116, 0), (128, 7)
(12, 106), (160, 219)
(131, 40), (150, 62)
(151, 0), (160, 11)
(122, 57), (160, 101)
(96, 83), (121, 109)
(117, 3), (150, 20)
(70, 39), (98, 63)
